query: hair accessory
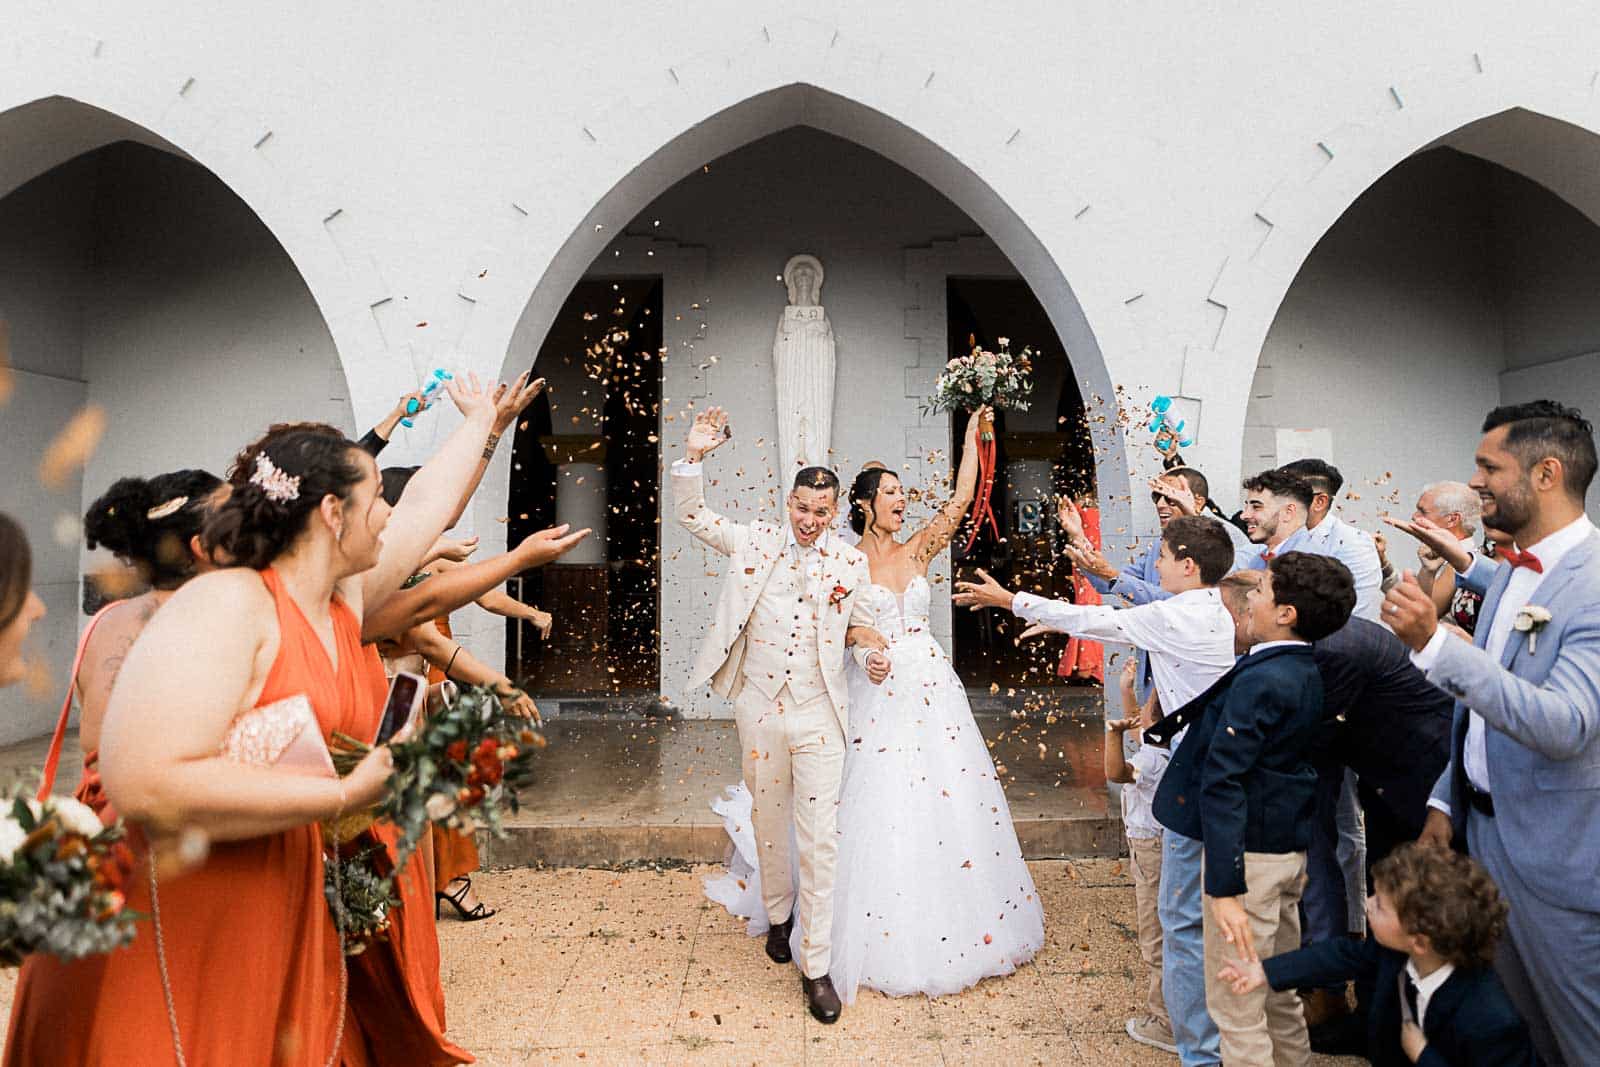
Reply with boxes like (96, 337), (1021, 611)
(145, 496), (189, 521)
(250, 454), (302, 503)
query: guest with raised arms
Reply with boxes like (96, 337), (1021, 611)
(4, 373), (510, 1065)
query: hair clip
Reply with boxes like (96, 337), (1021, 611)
(250, 454), (301, 503)
(146, 496), (189, 521)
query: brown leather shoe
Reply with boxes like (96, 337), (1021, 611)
(1300, 987), (1351, 1029)
(801, 974), (841, 1024)
(765, 916), (794, 964)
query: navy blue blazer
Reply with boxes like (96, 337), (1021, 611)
(1148, 643), (1324, 897)
(1312, 618), (1453, 838)
(1263, 937), (1538, 1067)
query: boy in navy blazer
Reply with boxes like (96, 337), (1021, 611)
(1148, 551), (1356, 1065)
(1219, 843), (1537, 1066)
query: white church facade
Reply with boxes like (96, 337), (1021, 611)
(5, 2), (1600, 736)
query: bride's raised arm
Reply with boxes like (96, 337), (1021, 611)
(911, 406), (987, 564)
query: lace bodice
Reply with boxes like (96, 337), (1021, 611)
(860, 574), (933, 643)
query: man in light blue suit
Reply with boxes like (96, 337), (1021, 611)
(1386, 400), (1600, 1067)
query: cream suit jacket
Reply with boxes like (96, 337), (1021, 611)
(673, 462), (873, 734)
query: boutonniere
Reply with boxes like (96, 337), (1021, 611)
(828, 584), (850, 613)
(1513, 605), (1554, 654)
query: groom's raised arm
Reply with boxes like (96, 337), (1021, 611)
(673, 406), (746, 558)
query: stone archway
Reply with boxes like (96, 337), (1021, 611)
(1172, 81), (1600, 496)
(1240, 107), (1600, 524)
(0, 97), (356, 741)
(487, 86), (1126, 710)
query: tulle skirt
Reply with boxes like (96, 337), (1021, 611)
(704, 633), (1044, 1002)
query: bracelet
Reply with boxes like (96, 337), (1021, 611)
(481, 432), (502, 460)
(444, 645), (463, 679)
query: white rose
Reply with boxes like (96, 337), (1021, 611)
(425, 793), (457, 822)
(51, 797), (102, 838)
(0, 818), (25, 864)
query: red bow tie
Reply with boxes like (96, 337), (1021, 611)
(1499, 546), (1543, 573)
(1261, 550), (1276, 563)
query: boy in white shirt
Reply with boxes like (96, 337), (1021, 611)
(1107, 654), (1175, 1053)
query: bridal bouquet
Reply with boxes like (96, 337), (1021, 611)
(332, 684), (544, 869)
(928, 336), (1035, 416)
(926, 336), (1035, 550)
(0, 792), (137, 965)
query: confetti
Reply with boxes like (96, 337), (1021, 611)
(39, 405), (107, 488)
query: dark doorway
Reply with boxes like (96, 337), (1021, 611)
(506, 277), (663, 697)
(946, 277), (1096, 691)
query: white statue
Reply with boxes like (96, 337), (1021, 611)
(772, 254), (836, 486)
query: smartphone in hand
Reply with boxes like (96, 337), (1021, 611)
(376, 671), (426, 745)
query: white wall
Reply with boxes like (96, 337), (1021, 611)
(0, 153), (96, 743)
(1245, 147), (1600, 532)
(0, 143), (350, 742)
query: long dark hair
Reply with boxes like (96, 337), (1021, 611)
(204, 428), (366, 569)
(0, 513), (31, 631)
(848, 467), (900, 537)
(84, 470), (222, 590)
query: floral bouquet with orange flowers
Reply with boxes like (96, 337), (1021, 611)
(333, 684), (544, 870)
(0, 792), (137, 966)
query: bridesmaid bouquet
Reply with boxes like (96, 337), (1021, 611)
(0, 792), (137, 965)
(324, 840), (399, 955)
(332, 684), (544, 868)
(926, 336), (1035, 550)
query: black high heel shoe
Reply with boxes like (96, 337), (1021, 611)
(435, 876), (497, 921)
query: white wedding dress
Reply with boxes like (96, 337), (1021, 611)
(704, 575), (1045, 1003)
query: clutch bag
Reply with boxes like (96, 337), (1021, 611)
(219, 693), (337, 777)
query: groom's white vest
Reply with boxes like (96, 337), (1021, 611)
(673, 462), (872, 733)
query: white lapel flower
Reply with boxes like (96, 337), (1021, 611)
(1513, 605), (1554, 654)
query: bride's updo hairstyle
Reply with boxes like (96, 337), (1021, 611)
(204, 427), (366, 569)
(848, 466), (900, 536)
(84, 470), (223, 590)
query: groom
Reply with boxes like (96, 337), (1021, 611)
(674, 406), (888, 1023)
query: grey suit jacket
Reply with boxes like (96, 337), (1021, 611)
(1426, 532), (1600, 912)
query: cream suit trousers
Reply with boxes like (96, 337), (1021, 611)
(734, 682), (845, 979)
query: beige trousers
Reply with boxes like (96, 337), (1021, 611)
(1203, 851), (1311, 1067)
(734, 683), (845, 979)
(1128, 834), (1169, 1026)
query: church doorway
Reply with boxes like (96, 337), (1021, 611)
(505, 277), (663, 699)
(946, 277), (1097, 694)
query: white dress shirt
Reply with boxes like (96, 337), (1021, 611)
(1405, 959), (1455, 1029)
(1012, 587), (1236, 715)
(1416, 514), (1595, 804)
(1303, 512), (1385, 621)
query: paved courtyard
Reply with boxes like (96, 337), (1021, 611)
(421, 860), (1358, 1065)
(0, 859), (1361, 1064)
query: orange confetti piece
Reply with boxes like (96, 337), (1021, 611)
(39, 405), (107, 488)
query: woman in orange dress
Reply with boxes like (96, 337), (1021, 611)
(7, 377), (506, 1064)
(1057, 498), (1105, 685)
(6, 430), (408, 1066)
(7, 472), (220, 1063)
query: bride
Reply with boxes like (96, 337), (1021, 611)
(706, 406), (1045, 1002)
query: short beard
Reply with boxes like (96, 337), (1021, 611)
(1482, 479), (1534, 535)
